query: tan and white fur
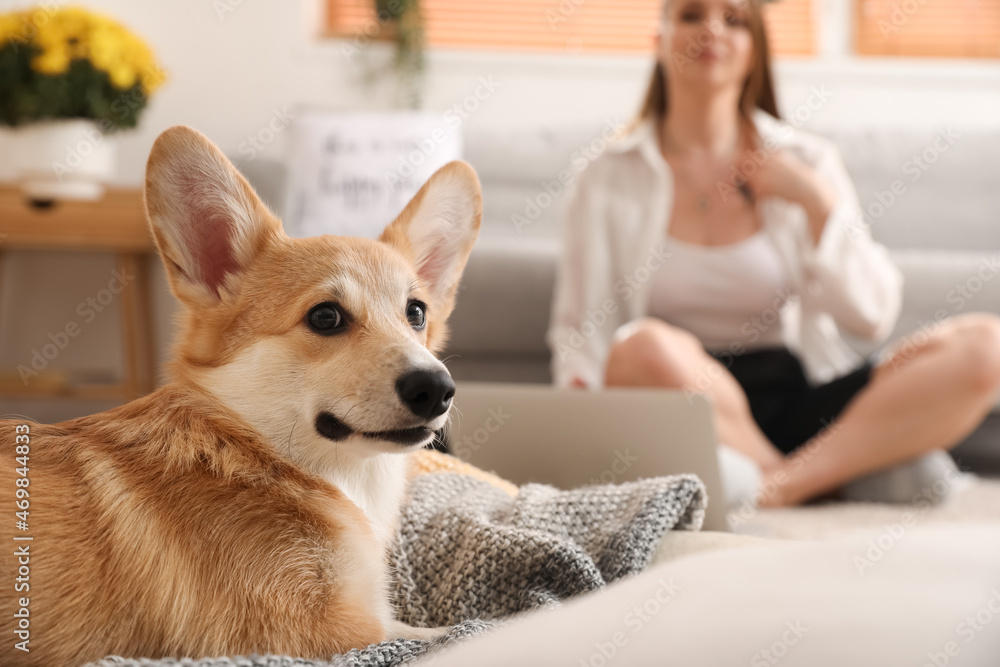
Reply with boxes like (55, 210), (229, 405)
(0, 126), (481, 666)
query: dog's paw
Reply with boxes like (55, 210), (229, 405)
(386, 620), (448, 641)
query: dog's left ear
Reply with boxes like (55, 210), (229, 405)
(380, 161), (482, 324)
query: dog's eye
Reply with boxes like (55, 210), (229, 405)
(407, 300), (426, 330)
(307, 303), (345, 335)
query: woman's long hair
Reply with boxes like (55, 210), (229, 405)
(633, 0), (781, 130)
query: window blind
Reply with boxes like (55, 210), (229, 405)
(328, 0), (817, 57)
(856, 0), (1000, 58)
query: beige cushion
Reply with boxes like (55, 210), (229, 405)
(420, 524), (1000, 667)
(652, 530), (771, 564)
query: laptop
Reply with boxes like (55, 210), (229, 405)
(442, 382), (729, 531)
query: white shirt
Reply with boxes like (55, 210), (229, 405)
(649, 230), (790, 351)
(546, 110), (904, 388)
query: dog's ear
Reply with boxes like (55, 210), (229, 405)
(380, 161), (482, 327)
(144, 125), (282, 307)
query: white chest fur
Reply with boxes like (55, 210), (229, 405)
(322, 452), (412, 549)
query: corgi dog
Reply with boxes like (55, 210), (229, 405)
(0, 126), (481, 666)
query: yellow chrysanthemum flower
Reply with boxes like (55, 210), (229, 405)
(2, 4), (164, 94)
(108, 64), (134, 89)
(87, 23), (117, 71)
(0, 13), (25, 45)
(32, 44), (70, 75)
(51, 7), (89, 43)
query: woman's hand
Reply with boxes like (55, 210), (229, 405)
(744, 149), (837, 245)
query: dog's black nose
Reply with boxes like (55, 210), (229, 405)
(396, 369), (455, 420)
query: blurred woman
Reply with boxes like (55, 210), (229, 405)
(547, 0), (1000, 507)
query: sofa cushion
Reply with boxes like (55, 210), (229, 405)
(464, 121), (618, 241)
(447, 236), (559, 357)
(418, 523), (1000, 667)
(846, 249), (1000, 358)
(825, 127), (1000, 251)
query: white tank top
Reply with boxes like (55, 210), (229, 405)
(648, 230), (790, 352)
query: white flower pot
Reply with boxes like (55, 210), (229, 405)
(3, 119), (116, 201)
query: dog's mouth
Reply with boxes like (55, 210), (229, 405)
(315, 411), (434, 447)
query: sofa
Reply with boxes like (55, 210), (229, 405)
(235, 120), (1000, 472)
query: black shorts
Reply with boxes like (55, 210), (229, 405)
(707, 347), (874, 455)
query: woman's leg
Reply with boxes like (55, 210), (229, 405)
(604, 317), (785, 469)
(760, 313), (1000, 507)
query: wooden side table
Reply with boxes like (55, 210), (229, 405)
(0, 186), (158, 400)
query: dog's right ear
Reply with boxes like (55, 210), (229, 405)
(144, 125), (281, 307)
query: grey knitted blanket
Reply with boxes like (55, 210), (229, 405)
(87, 471), (706, 667)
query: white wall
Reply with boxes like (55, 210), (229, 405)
(2, 0), (999, 420)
